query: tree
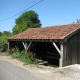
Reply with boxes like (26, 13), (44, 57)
(0, 31), (12, 52)
(0, 32), (2, 36)
(12, 10), (41, 34)
(77, 19), (80, 23)
(2, 31), (12, 36)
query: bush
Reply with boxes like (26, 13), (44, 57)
(0, 35), (11, 52)
(0, 40), (8, 52)
(11, 47), (38, 64)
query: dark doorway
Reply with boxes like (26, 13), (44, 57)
(9, 41), (60, 66)
(30, 42), (60, 66)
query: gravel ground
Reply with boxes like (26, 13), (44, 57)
(0, 54), (80, 80)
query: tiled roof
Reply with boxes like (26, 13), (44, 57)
(8, 23), (80, 41)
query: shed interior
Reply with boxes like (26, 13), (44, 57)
(9, 41), (60, 66)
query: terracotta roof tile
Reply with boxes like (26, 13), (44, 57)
(8, 23), (80, 40)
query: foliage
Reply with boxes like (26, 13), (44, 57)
(12, 10), (41, 35)
(0, 32), (2, 36)
(0, 31), (12, 52)
(0, 35), (8, 52)
(77, 19), (80, 23)
(11, 47), (38, 64)
(3, 31), (11, 36)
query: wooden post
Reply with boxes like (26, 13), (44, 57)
(59, 43), (63, 67)
(8, 42), (10, 50)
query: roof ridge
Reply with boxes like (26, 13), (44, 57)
(41, 22), (80, 28)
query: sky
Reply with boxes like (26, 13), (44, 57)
(0, 0), (80, 32)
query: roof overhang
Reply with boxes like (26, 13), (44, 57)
(8, 39), (63, 42)
(63, 27), (80, 42)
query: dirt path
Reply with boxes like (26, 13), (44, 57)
(0, 53), (80, 80)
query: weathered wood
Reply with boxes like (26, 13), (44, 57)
(59, 43), (63, 67)
(22, 42), (27, 49)
(64, 28), (80, 41)
(8, 42), (10, 50)
(65, 32), (79, 66)
(8, 39), (62, 42)
(63, 42), (67, 66)
(78, 30), (80, 63)
(52, 42), (61, 54)
(26, 41), (32, 50)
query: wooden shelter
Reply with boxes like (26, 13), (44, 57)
(8, 23), (80, 67)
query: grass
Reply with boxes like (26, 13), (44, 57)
(0, 48), (59, 69)
(10, 48), (39, 65)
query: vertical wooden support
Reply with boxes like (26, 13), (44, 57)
(59, 43), (63, 67)
(8, 41), (10, 50)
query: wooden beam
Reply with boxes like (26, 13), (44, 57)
(26, 41), (32, 50)
(29, 43), (38, 50)
(22, 42), (27, 50)
(52, 42), (61, 54)
(8, 42), (10, 50)
(8, 39), (62, 42)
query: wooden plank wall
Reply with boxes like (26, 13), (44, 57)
(64, 32), (80, 66)
(78, 30), (80, 63)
